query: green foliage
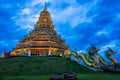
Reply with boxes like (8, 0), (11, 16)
(0, 56), (90, 76)
(0, 57), (119, 80)
(1, 72), (120, 80)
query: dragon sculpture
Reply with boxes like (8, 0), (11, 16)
(98, 47), (117, 66)
(70, 44), (117, 69)
(70, 44), (100, 69)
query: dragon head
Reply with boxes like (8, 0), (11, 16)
(89, 43), (100, 55)
(106, 47), (116, 55)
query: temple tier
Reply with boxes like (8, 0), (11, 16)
(10, 4), (70, 56)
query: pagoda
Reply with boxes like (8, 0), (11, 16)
(10, 4), (70, 56)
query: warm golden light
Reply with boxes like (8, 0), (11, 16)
(10, 4), (70, 57)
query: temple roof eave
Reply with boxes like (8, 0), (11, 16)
(13, 4), (70, 54)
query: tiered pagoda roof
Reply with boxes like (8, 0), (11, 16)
(11, 4), (70, 56)
(16, 4), (68, 50)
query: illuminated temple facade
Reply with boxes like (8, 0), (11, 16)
(10, 4), (70, 56)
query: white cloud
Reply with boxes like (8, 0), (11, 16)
(77, 50), (86, 54)
(96, 31), (108, 35)
(13, 12), (39, 31)
(51, 0), (98, 27)
(30, 0), (51, 6)
(21, 8), (31, 15)
(99, 40), (120, 54)
(11, 0), (99, 32)
(12, 0), (98, 32)
(20, 25), (34, 31)
(52, 6), (79, 23)
(51, 6), (85, 27)
(102, 44), (116, 49)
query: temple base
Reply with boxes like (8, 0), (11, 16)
(10, 48), (70, 57)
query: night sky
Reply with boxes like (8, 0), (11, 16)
(0, 0), (120, 63)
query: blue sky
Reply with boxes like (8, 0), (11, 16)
(0, 0), (120, 62)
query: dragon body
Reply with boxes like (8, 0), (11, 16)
(70, 46), (100, 69)
(70, 45), (117, 69)
(97, 48), (117, 66)
(105, 49), (117, 66)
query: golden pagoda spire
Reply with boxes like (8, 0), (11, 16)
(43, 3), (47, 11)
(35, 3), (53, 29)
